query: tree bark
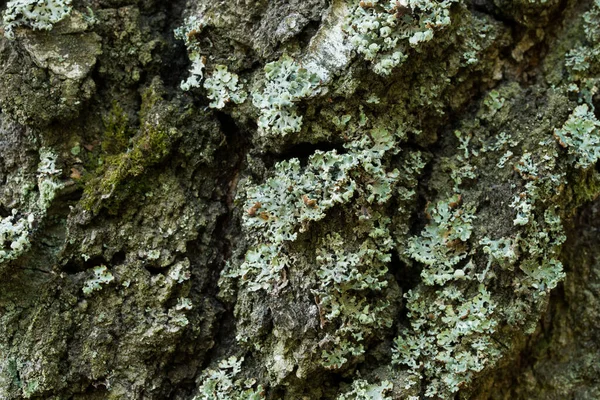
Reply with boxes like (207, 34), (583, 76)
(0, 0), (599, 399)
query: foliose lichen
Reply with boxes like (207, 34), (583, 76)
(36, 146), (63, 210)
(392, 284), (499, 398)
(0, 147), (62, 266)
(220, 114), (408, 377)
(228, 123), (402, 295)
(565, 0), (600, 103)
(192, 356), (263, 400)
(406, 195), (475, 285)
(251, 54), (321, 137)
(203, 65), (247, 109)
(226, 150), (358, 293)
(2, 0), (72, 39)
(337, 378), (393, 399)
(314, 230), (393, 369)
(0, 211), (34, 264)
(345, 0), (457, 75)
(82, 265), (115, 295)
(174, 16), (207, 91)
(553, 104), (600, 169)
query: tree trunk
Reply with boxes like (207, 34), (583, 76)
(0, 0), (599, 398)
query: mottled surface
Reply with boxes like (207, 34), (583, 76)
(0, 0), (599, 399)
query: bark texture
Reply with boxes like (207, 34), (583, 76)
(0, 0), (599, 399)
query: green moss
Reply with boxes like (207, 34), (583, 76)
(80, 84), (179, 215)
(101, 102), (132, 155)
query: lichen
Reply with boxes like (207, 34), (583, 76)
(192, 356), (263, 400)
(345, 0), (457, 75)
(4, 0), (600, 398)
(82, 265), (114, 295)
(406, 195), (475, 285)
(337, 378), (393, 399)
(227, 124), (402, 295)
(0, 147), (62, 266)
(0, 211), (34, 264)
(225, 150), (358, 292)
(203, 65), (247, 109)
(553, 104), (600, 169)
(251, 54), (321, 137)
(393, 284), (499, 398)
(479, 236), (518, 271)
(220, 114), (410, 378)
(565, 0), (600, 103)
(315, 230), (393, 369)
(174, 16), (207, 91)
(3, 0), (72, 39)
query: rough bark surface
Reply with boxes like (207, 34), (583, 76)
(0, 0), (600, 399)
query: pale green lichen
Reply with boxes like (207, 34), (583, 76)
(0, 147), (63, 266)
(398, 192), (501, 397)
(203, 65), (247, 109)
(565, 0), (600, 103)
(553, 104), (600, 169)
(181, 53), (206, 91)
(82, 265), (114, 295)
(174, 16), (207, 91)
(3, 0), (72, 39)
(519, 257), (564, 293)
(496, 150), (513, 168)
(482, 90), (505, 117)
(343, 129), (401, 204)
(406, 195), (475, 285)
(388, 82), (583, 396)
(252, 54), (320, 137)
(337, 378), (393, 400)
(315, 230), (393, 369)
(392, 284), (499, 398)
(508, 141), (565, 228)
(345, 0), (457, 75)
(226, 150), (358, 292)
(510, 181), (536, 226)
(449, 131), (477, 191)
(228, 127), (401, 294)
(515, 208), (566, 295)
(167, 297), (193, 331)
(479, 237), (518, 271)
(222, 121), (406, 373)
(243, 150), (358, 243)
(37, 147), (63, 210)
(0, 211), (34, 264)
(228, 244), (291, 293)
(192, 356), (263, 400)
